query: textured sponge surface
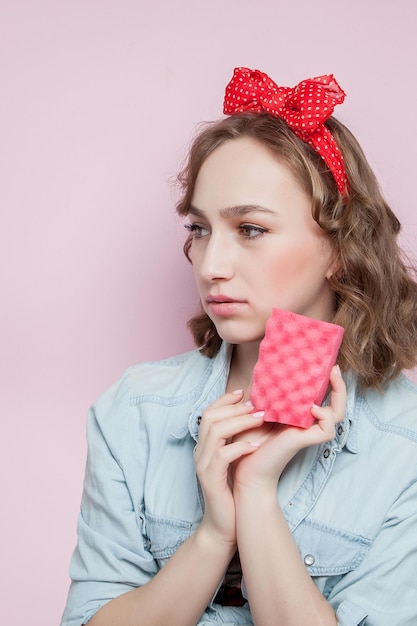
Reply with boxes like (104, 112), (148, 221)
(250, 309), (344, 428)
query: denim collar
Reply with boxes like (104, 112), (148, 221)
(187, 342), (233, 442)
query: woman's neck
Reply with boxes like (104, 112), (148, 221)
(226, 342), (261, 401)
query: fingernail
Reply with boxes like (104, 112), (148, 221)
(252, 410), (265, 419)
(335, 364), (341, 376)
(232, 389), (243, 395)
(249, 441), (261, 448)
(245, 400), (254, 408)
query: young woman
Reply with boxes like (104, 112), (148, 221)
(61, 68), (417, 626)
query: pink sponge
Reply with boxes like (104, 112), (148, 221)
(250, 309), (344, 428)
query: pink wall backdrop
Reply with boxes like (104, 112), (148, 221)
(1, 1), (416, 623)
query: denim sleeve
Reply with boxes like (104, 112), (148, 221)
(329, 474), (417, 625)
(60, 395), (158, 626)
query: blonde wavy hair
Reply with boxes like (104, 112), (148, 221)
(176, 113), (417, 388)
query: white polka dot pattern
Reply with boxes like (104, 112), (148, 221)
(250, 309), (345, 428)
(223, 67), (348, 195)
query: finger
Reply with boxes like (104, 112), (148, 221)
(217, 440), (261, 464)
(201, 400), (254, 427)
(198, 439), (261, 482)
(196, 411), (265, 464)
(198, 390), (246, 428)
(206, 389), (245, 411)
(198, 392), (263, 435)
(308, 409), (337, 441)
(328, 364), (346, 423)
(311, 365), (345, 418)
(307, 371), (345, 445)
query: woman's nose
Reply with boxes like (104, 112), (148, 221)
(198, 233), (235, 281)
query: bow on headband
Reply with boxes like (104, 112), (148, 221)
(223, 67), (348, 195)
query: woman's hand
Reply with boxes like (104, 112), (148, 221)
(232, 365), (346, 492)
(194, 389), (265, 546)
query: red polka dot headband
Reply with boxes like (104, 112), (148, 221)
(223, 67), (348, 195)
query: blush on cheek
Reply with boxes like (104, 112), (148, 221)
(283, 238), (332, 277)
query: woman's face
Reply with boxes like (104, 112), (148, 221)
(188, 137), (336, 347)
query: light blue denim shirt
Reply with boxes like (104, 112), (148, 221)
(61, 342), (417, 626)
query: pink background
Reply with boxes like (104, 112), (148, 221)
(1, 1), (416, 623)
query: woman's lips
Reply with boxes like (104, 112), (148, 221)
(206, 296), (247, 317)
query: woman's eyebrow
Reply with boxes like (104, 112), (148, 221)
(188, 204), (275, 218)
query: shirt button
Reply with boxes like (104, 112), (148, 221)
(304, 554), (315, 566)
(337, 425), (343, 436)
(197, 416), (202, 425)
(323, 448), (331, 458)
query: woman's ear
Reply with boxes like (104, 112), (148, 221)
(325, 250), (342, 280)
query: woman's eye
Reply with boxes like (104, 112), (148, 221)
(239, 224), (268, 239)
(184, 223), (209, 239)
